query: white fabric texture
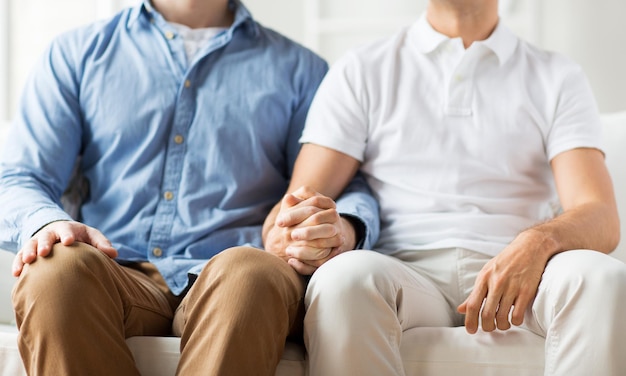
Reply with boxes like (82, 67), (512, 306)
(168, 22), (226, 65)
(300, 14), (603, 257)
(304, 248), (626, 376)
(304, 249), (488, 376)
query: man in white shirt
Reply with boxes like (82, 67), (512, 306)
(263, 0), (626, 374)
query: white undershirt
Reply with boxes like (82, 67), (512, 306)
(168, 22), (226, 64)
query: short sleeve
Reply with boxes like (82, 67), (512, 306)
(299, 52), (370, 162)
(546, 64), (603, 161)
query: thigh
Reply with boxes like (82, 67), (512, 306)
(308, 250), (457, 329)
(14, 242), (176, 338)
(173, 246), (305, 338)
(524, 249), (626, 337)
(392, 248), (491, 326)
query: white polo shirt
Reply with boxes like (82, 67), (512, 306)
(300, 14), (603, 256)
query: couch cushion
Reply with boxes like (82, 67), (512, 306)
(0, 324), (24, 376)
(0, 323), (544, 376)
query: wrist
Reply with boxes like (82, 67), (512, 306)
(517, 227), (561, 261)
(339, 214), (366, 250)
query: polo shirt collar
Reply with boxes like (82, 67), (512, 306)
(411, 12), (518, 66)
(478, 21), (517, 66)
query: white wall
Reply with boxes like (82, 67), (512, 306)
(2, 0), (625, 124)
(539, 0), (626, 113)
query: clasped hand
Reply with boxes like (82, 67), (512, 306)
(265, 186), (353, 275)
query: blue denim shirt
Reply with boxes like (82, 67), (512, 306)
(0, 1), (380, 294)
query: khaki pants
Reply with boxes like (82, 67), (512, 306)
(12, 243), (305, 376)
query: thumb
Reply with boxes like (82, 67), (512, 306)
(281, 193), (303, 209)
(457, 300), (468, 314)
(277, 193), (305, 227)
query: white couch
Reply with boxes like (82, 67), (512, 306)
(1, 112), (626, 375)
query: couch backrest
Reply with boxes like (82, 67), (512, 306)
(602, 111), (626, 261)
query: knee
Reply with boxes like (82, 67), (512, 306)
(15, 242), (104, 286)
(12, 243), (110, 320)
(198, 246), (303, 303)
(545, 250), (626, 301)
(207, 246), (290, 280)
(306, 251), (397, 305)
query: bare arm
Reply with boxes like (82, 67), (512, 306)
(459, 147), (619, 333)
(263, 143), (361, 274)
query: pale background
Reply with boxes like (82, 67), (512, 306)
(0, 0), (625, 126)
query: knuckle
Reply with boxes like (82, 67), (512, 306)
(326, 208), (340, 220)
(301, 186), (316, 194)
(308, 196), (323, 206)
(481, 307), (495, 318)
(309, 195), (334, 209)
(496, 311), (509, 322)
(307, 211), (324, 225)
(304, 206), (320, 218)
(294, 227), (311, 239)
(465, 305), (480, 315)
(490, 276), (507, 291)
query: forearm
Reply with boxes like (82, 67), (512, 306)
(521, 201), (620, 259)
(536, 148), (620, 257)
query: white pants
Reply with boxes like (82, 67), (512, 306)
(304, 248), (626, 376)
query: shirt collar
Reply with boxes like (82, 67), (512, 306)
(411, 13), (518, 66)
(127, 0), (259, 38)
(477, 21), (517, 66)
(412, 13), (450, 55)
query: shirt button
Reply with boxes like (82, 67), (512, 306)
(454, 74), (464, 82)
(174, 135), (184, 144)
(152, 247), (163, 257)
(184, 80), (191, 88)
(165, 31), (175, 40)
(164, 191), (174, 200)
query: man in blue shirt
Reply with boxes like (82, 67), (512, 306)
(0, 0), (378, 374)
